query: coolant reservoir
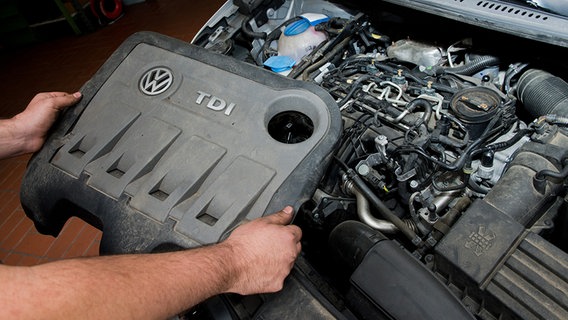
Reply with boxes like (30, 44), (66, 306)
(277, 14), (328, 63)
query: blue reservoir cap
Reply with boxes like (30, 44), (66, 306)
(264, 56), (296, 72)
(284, 18), (311, 36)
(301, 13), (330, 26)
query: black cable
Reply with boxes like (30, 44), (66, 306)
(340, 114), (374, 163)
(392, 110), (504, 172)
(241, 17), (267, 40)
(258, 16), (303, 63)
(337, 74), (373, 107)
(333, 156), (350, 173)
(535, 159), (568, 182)
(472, 128), (533, 157)
(337, 113), (369, 162)
(467, 178), (490, 194)
(302, 37), (352, 80)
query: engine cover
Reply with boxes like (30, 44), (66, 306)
(20, 32), (341, 254)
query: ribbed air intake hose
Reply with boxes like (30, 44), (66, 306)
(517, 69), (568, 118)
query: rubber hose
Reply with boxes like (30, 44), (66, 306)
(539, 114), (568, 125)
(517, 69), (568, 118)
(473, 128), (533, 156)
(302, 37), (351, 80)
(328, 220), (386, 272)
(535, 159), (568, 182)
(241, 18), (267, 39)
(337, 74), (372, 107)
(434, 55), (500, 76)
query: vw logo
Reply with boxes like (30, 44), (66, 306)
(139, 67), (173, 96)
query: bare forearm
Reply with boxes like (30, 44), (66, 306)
(0, 118), (29, 159)
(0, 208), (300, 319)
(1, 244), (237, 319)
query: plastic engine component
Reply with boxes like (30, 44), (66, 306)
(20, 32), (341, 254)
(435, 200), (568, 319)
(329, 221), (474, 320)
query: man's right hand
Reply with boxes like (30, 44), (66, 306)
(223, 206), (302, 295)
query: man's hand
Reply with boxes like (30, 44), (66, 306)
(223, 206), (302, 295)
(0, 91), (81, 159)
(13, 92), (82, 153)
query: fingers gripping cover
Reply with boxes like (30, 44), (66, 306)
(20, 32), (341, 254)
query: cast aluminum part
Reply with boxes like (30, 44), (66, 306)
(470, 122), (530, 186)
(386, 40), (445, 68)
(412, 190), (461, 227)
(375, 135), (388, 157)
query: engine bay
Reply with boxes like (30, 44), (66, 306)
(19, 0), (568, 319)
(193, 0), (568, 319)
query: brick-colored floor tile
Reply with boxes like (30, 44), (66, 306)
(37, 257), (56, 265)
(15, 231), (56, 257)
(63, 227), (99, 259)
(0, 210), (24, 242)
(44, 220), (85, 259)
(16, 255), (42, 267)
(1, 162), (27, 191)
(79, 221), (99, 236)
(0, 212), (33, 248)
(0, 192), (19, 222)
(63, 217), (89, 234)
(7, 154), (31, 165)
(0, 162), (16, 185)
(84, 239), (101, 257)
(0, 248), (9, 261)
(2, 252), (24, 266)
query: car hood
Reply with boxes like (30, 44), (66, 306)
(354, 0), (568, 48)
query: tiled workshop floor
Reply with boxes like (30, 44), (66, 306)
(0, 0), (225, 265)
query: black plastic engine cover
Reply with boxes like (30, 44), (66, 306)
(20, 32), (341, 254)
